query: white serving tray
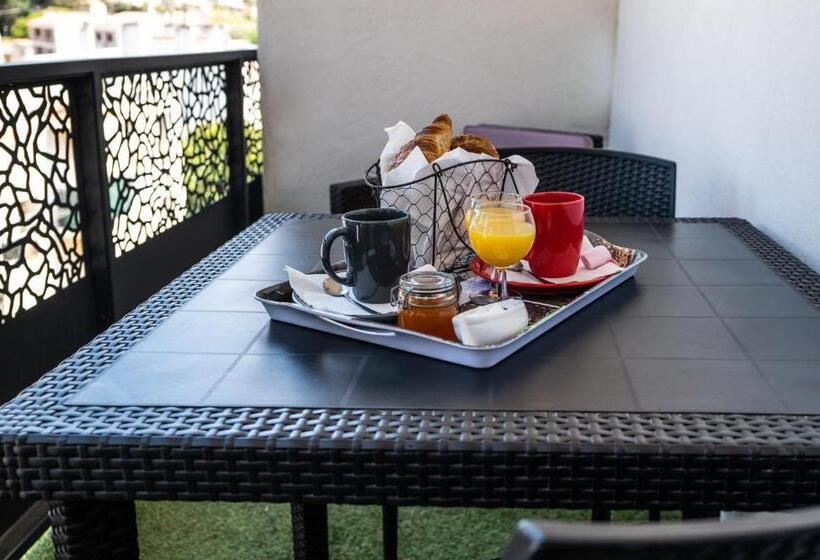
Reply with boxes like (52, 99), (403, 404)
(255, 250), (646, 369)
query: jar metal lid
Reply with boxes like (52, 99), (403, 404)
(398, 271), (456, 295)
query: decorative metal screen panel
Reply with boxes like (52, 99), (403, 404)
(101, 65), (228, 256)
(0, 84), (83, 324)
(242, 59), (263, 187)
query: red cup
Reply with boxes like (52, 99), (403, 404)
(523, 192), (585, 277)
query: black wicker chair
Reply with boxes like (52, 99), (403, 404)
(463, 124), (604, 148)
(330, 148), (675, 218)
(502, 508), (820, 560)
(497, 147), (676, 218)
(329, 178), (379, 214)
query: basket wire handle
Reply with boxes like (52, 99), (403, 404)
(503, 158), (521, 194)
(432, 162), (443, 269)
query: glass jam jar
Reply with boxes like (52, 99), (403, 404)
(392, 271), (460, 341)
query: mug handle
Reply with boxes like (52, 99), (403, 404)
(321, 227), (353, 286)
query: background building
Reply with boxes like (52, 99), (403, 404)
(2, 0), (256, 62)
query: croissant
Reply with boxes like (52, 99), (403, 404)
(389, 114), (453, 170)
(450, 134), (499, 158)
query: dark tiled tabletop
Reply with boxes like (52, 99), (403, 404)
(71, 218), (820, 414)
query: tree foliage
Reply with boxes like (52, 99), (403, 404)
(182, 122), (263, 215)
(2, 0), (85, 38)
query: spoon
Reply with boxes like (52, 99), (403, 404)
(322, 276), (345, 296)
(322, 277), (380, 315)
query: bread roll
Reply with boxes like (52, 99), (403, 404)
(389, 114), (453, 170)
(450, 134), (499, 158)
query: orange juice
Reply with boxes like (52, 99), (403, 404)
(465, 205), (524, 229)
(465, 194), (524, 231)
(468, 211), (535, 268)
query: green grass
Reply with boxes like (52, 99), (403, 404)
(22, 503), (680, 559)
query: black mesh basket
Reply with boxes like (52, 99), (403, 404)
(364, 158), (523, 271)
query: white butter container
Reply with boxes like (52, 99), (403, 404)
(452, 300), (529, 346)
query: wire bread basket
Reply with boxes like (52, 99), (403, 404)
(365, 158), (524, 271)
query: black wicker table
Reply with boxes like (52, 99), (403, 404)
(3, 213), (820, 559)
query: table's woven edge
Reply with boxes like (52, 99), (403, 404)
(3, 410), (820, 453)
(1, 216), (820, 455)
(716, 218), (820, 307)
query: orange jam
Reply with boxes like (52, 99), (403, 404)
(394, 272), (460, 341)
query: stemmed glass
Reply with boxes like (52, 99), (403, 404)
(465, 192), (523, 298)
(464, 192), (523, 229)
(467, 201), (535, 300)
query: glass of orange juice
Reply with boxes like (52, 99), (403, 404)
(465, 192), (523, 298)
(468, 201), (535, 300)
(464, 192), (523, 230)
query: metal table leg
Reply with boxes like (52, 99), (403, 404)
(382, 505), (398, 560)
(48, 501), (139, 560)
(291, 503), (329, 560)
(591, 508), (611, 522)
(682, 508), (720, 520)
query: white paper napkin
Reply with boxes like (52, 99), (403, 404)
(378, 121), (539, 270)
(286, 267), (397, 315)
(507, 260), (623, 285)
(379, 123), (539, 192)
(505, 237), (623, 285)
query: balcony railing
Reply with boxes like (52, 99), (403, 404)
(0, 48), (262, 422)
(0, 48), (264, 554)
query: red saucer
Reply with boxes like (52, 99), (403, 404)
(469, 256), (615, 293)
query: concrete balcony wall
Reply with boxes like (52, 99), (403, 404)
(258, 0), (619, 212)
(610, 0), (820, 270)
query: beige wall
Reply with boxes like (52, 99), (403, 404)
(610, 0), (820, 270)
(258, 0), (619, 212)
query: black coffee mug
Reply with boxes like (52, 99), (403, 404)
(321, 208), (411, 303)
